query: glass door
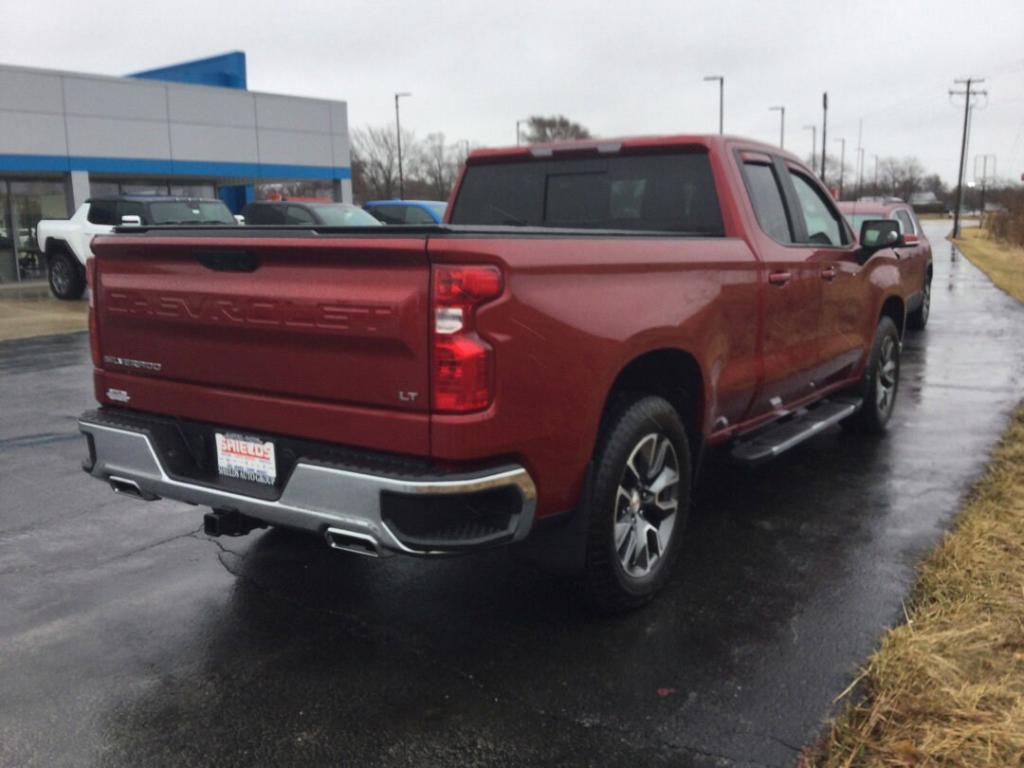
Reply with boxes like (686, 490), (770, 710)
(0, 181), (16, 284)
(10, 180), (69, 282)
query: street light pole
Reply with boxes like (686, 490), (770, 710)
(820, 92), (828, 181)
(834, 137), (845, 199)
(769, 106), (785, 148)
(703, 76), (724, 134)
(872, 154), (879, 190)
(394, 92), (411, 199)
(803, 124), (816, 165)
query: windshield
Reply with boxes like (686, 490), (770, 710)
(146, 200), (236, 225)
(311, 204), (382, 226)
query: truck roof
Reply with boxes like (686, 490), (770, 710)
(466, 134), (795, 165)
(85, 195), (224, 204)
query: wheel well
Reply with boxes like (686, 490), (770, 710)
(880, 295), (906, 338)
(45, 239), (74, 262)
(601, 349), (704, 458)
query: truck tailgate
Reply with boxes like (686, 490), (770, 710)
(91, 234), (431, 454)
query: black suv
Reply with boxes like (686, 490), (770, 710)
(241, 201), (381, 227)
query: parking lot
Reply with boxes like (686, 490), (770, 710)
(1, 220), (1022, 767)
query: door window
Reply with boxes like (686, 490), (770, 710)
(788, 172), (847, 246)
(285, 206), (316, 224)
(367, 205), (407, 224)
(403, 205), (436, 224)
(741, 162), (792, 243)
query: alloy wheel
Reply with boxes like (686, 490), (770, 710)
(876, 335), (898, 416)
(614, 433), (680, 579)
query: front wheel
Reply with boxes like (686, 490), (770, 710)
(48, 251), (86, 300)
(583, 395), (691, 613)
(844, 316), (901, 434)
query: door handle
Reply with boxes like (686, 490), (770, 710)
(820, 266), (838, 281)
(768, 270), (792, 286)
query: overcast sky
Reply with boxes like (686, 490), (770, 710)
(4, 0), (1022, 184)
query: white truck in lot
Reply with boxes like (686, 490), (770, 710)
(37, 196), (240, 299)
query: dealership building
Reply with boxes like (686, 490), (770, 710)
(0, 51), (352, 283)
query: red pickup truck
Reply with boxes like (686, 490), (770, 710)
(79, 135), (913, 611)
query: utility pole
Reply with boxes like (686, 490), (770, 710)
(856, 147), (865, 198)
(855, 118), (863, 197)
(703, 76), (724, 134)
(974, 153), (997, 217)
(872, 154), (879, 190)
(769, 106), (785, 148)
(516, 118), (529, 146)
(394, 92), (412, 199)
(820, 92), (828, 181)
(950, 78), (987, 238)
(834, 137), (846, 199)
(803, 124), (816, 166)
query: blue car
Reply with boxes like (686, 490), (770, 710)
(363, 199), (447, 225)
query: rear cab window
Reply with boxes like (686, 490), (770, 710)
(893, 208), (916, 235)
(87, 201), (118, 225)
(449, 151), (724, 235)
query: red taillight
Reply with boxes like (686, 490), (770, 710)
(86, 258), (100, 367)
(431, 265), (502, 413)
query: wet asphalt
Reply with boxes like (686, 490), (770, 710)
(2, 221), (1022, 768)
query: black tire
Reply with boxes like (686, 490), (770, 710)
(907, 271), (931, 330)
(48, 250), (86, 300)
(583, 395), (691, 613)
(843, 316), (900, 434)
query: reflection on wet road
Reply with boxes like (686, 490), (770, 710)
(1, 222), (1022, 767)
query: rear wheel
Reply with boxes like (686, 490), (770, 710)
(907, 272), (931, 330)
(48, 250), (85, 300)
(843, 316), (900, 434)
(583, 395), (691, 613)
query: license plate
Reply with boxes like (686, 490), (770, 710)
(215, 432), (277, 485)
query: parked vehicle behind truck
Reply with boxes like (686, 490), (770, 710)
(79, 135), (916, 611)
(838, 199), (933, 329)
(37, 196), (238, 299)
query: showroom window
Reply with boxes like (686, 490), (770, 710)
(0, 178), (69, 283)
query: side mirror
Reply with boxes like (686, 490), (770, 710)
(120, 214), (142, 226)
(857, 219), (904, 263)
(234, 214), (246, 225)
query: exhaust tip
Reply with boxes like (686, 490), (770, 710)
(325, 528), (380, 558)
(108, 475), (158, 501)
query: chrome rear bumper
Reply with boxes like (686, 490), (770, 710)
(79, 414), (537, 556)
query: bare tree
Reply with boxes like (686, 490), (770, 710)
(522, 115), (592, 143)
(351, 125), (419, 201)
(875, 157), (927, 200)
(419, 132), (458, 200)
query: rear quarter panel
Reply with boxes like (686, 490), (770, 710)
(428, 235), (760, 517)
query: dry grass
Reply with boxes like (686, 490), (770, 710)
(805, 404), (1024, 767)
(0, 285), (87, 341)
(954, 228), (1024, 303)
(805, 231), (1024, 767)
